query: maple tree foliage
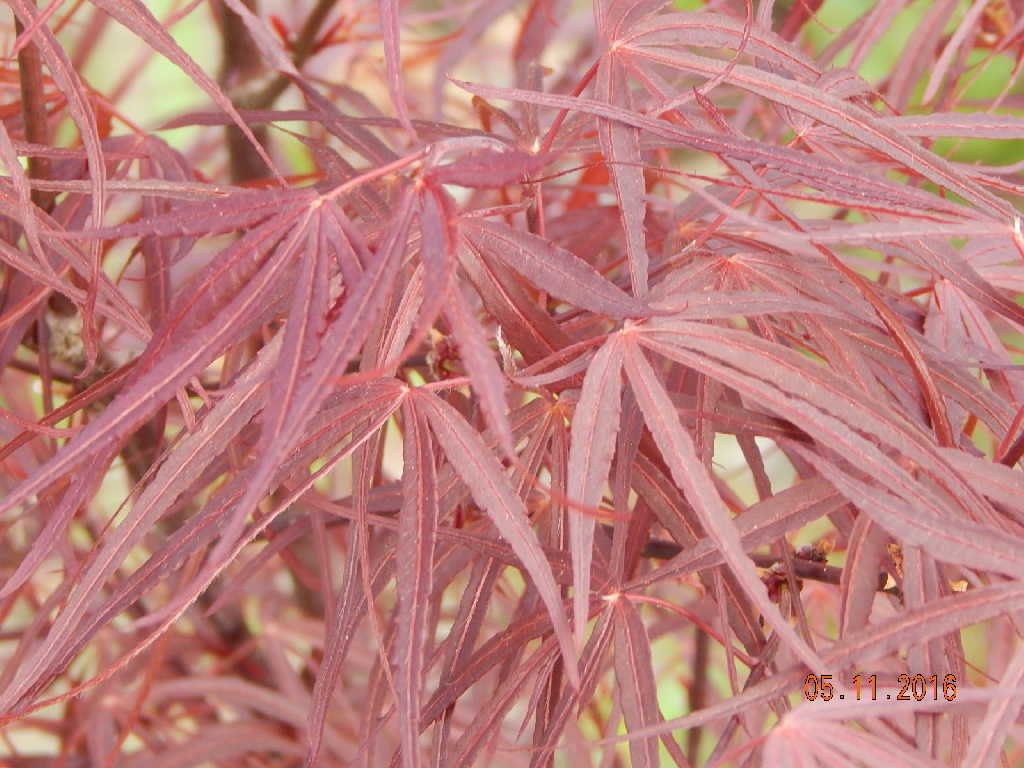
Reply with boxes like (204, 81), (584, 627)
(1, 0), (1024, 765)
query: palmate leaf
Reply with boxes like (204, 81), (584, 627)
(621, 335), (826, 672)
(451, 79), (977, 215)
(457, 232), (573, 364)
(447, 635), (560, 768)
(420, 403), (561, 764)
(262, 217), (330, 445)
(791, 443), (1024, 579)
(0, 338), (278, 705)
(629, 475), (846, 596)
(430, 559), (503, 767)
(213, 213), (331, 555)
(414, 388), (581, 688)
(73, 188), (317, 240)
(4, 378), (407, 715)
(203, 191), (416, 570)
(636, 320), (995, 523)
(306, 543), (396, 767)
(412, 185), (453, 332)
(327, 397), (554, 525)
(0, 203), (307, 528)
(846, 320), (1017, 436)
(414, 181), (513, 456)
(596, 0), (673, 40)
(528, 609), (616, 768)
(619, 44), (1011, 216)
(766, 711), (950, 768)
(4, 1), (1024, 763)
(427, 146), (551, 189)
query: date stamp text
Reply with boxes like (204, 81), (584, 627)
(803, 673), (958, 702)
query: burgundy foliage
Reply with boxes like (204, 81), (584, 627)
(2, 0), (1024, 765)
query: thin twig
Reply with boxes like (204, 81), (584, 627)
(251, 0), (338, 110)
(217, 0), (340, 182)
(640, 534), (896, 595)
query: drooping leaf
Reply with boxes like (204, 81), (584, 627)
(450, 78), (981, 215)
(637, 321), (995, 524)
(378, 0), (416, 136)
(596, 56), (648, 296)
(427, 147), (551, 189)
(203, 191), (416, 569)
(0, 206), (306, 525)
(394, 401), (438, 768)
(445, 280), (514, 457)
(75, 188), (318, 240)
(622, 10), (818, 78)
(613, 597), (686, 767)
(620, 44), (1011, 215)
(621, 334), (826, 672)
(0, 333), (278, 681)
(791, 443), (1024, 580)
(567, 336), (624, 646)
(457, 233), (574, 363)
(461, 217), (649, 317)
(415, 388), (581, 688)
(5, 379), (406, 714)
(596, 582), (1024, 746)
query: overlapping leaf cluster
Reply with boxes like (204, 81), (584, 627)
(1, 0), (1024, 765)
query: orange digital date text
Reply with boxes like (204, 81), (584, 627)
(802, 673), (958, 702)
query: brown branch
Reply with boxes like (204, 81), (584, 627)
(687, 628), (709, 764)
(216, 0), (340, 183)
(311, 507), (896, 597)
(13, 5), (56, 212)
(640, 533), (896, 595)
(217, 0), (271, 184)
(250, 0), (337, 110)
